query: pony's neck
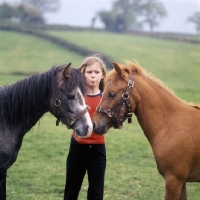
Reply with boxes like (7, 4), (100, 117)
(0, 71), (51, 135)
(133, 77), (181, 143)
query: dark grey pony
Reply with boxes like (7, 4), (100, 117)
(0, 63), (93, 199)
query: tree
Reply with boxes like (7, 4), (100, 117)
(141, 0), (167, 32)
(97, 10), (118, 31)
(21, 0), (60, 16)
(97, 0), (167, 32)
(97, 0), (144, 32)
(0, 2), (44, 24)
(187, 12), (200, 35)
(112, 0), (143, 32)
(0, 3), (14, 21)
(91, 17), (96, 28)
(15, 3), (44, 24)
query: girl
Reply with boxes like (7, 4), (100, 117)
(64, 54), (107, 200)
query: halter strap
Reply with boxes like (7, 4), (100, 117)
(55, 99), (90, 126)
(96, 74), (134, 128)
(54, 73), (90, 128)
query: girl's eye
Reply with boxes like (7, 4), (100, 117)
(67, 94), (75, 100)
(109, 93), (116, 98)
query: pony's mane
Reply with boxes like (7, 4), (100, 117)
(67, 67), (87, 96)
(0, 66), (56, 128)
(106, 61), (200, 109)
(0, 64), (87, 128)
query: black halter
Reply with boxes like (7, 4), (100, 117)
(96, 74), (134, 128)
(54, 75), (90, 128)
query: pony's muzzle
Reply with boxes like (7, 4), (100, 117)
(74, 125), (92, 138)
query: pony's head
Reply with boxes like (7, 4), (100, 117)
(93, 61), (139, 134)
(51, 63), (93, 138)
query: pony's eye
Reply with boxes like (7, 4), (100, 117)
(67, 94), (75, 100)
(109, 93), (116, 98)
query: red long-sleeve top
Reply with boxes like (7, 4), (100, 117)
(72, 93), (105, 144)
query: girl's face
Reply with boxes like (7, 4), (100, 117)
(84, 63), (104, 88)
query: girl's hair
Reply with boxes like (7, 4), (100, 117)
(79, 54), (107, 91)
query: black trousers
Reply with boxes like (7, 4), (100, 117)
(64, 137), (106, 200)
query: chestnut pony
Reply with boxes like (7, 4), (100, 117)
(93, 61), (200, 200)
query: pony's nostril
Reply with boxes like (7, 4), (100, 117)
(75, 129), (80, 136)
(93, 122), (96, 130)
(86, 125), (89, 133)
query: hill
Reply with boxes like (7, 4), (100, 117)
(0, 31), (84, 85)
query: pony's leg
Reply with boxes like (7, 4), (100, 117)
(165, 175), (185, 200)
(0, 171), (7, 200)
(179, 183), (187, 200)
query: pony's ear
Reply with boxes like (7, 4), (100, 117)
(63, 63), (71, 78)
(113, 62), (123, 77)
(78, 64), (86, 72)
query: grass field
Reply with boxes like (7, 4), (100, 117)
(0, 30), (200, 200)
(0, 31), (83, 76)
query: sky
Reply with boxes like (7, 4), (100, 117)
(2, 0), (200, 34)
(45, 0), (200, 35)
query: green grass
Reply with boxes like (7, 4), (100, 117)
(0, 31), (83, 76)
(0, 75), (26, 86)
(1, 29), (200, 199)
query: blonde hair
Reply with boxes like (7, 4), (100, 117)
(79, 54), (107, 91)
